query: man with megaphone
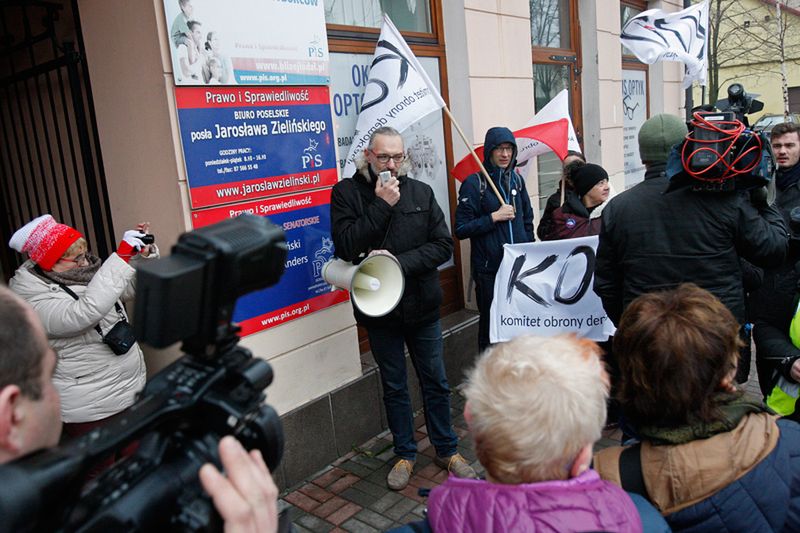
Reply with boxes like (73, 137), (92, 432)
(330, 127), (476, 491)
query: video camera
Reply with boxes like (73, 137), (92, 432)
(671, 83), (774, 192)
(0, 214), (287, 532)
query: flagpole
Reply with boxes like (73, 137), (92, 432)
(442, 107), (507, 206)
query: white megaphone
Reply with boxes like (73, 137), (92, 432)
(322, 254), (405, 317)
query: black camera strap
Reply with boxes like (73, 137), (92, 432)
(34, 264), (124, 338)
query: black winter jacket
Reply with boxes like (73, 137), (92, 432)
(751, 177), (800, 386)
(330, 168), (453, 328)
(594, 173), (788, 325)
(454, 127), (534, 276)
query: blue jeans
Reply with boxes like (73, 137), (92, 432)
(367, 320), (458, 460)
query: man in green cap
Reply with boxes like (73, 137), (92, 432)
(594, 113), (786, 327)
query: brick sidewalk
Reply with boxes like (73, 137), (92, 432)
(280, 349), (764, 532)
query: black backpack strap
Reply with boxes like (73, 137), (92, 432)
(618, 443), (650, 501)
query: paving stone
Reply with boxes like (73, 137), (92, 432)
(296, 513), (334, 533)
(332, 451), (357, 466)
(411, 503), (427, 518)
(364, 462), (394, 486)
(328, 473), (361, 494)
(355, 508), (396, 531)
(327, 502), (362, 526)
(375, 447), (395, 462)
(340, 486), (381, 508)
(408, 475), (437, 490)
(339, 460), (375, 478)
(417, 436), (431, 451)
(312, 466), (348, 488)
(300, 483), (336, 503)
(397, 512), (424, 525)
(313, 495), (348, 519)
(286, 505), (307, 522)
(399, 484), (427, 503)
(352, 479), (387, 498)
(285, 490), (321, 512)
(341, 518), (380, 533)
(416, 462), (441, 480)
(369, 491), (404, 513)
(350, 453), (387, 470)
(415, 453), (433, 467)
(292, 524), (315, 533)
(383, 496), (419, 521)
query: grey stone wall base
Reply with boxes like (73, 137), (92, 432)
(276, 310), (479, 490)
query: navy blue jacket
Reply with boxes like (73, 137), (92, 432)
(665, 418), (800, 532)
(455, 127), (534, 276)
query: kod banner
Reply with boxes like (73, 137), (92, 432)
(191, 188), (348, 336)
(175, 86), (338, 209)
(163, 0), (329, 85)
(490, 236), (615, 342)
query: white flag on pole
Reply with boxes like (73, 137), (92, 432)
(342, 15), (445, 178)
(620, 0), (709, 88)
(517, 89), (581, 166)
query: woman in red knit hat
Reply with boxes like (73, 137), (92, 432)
(7, 215), (157, 443)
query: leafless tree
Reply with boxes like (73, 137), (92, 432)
(705, 0), (800, 112)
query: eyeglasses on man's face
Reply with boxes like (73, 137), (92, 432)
(370, 150), (406, 164)
(494, 145), (515, 154)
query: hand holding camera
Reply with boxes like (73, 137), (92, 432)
(117, 222), (157, 262)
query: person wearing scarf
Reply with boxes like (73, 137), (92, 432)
(750, 122), (800, 399)
(8, 215), (157, 441)
(594, 284), (800, 531)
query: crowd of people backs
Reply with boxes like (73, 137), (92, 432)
(449, 115), (800, 531)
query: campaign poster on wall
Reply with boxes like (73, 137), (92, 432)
(329, 52), (453, 268)
(192, 188), (348, 335)
(175, 86), (338, 209)
(622, 69), (648, 189)
(163, 0), (329, 86)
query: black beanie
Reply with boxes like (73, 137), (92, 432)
(572, 163), (609, 197)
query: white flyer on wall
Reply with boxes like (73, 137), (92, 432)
(163, 0), (329, 86)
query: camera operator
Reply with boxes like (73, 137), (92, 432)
(0, 284), (279, 533)
(750, 122), (800, 398)
(7, 215), (158, 448)
(594, 113), (787, 329)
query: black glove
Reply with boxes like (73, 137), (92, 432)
(749, 186), (769, 211)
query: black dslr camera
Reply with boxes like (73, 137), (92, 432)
(0, 214), (287, 532)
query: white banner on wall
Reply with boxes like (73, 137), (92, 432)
(490, 237), (615, 343)
(329, 53), (453, 254)
(622, 69), (648, 188)
(163, 0), (329, 86)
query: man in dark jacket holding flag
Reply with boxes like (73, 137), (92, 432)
(455, 126), (535, 353)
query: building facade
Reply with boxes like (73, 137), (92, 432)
(0, 0), (684, 488)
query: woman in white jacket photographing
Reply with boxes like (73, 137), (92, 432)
(8, 214), (156, 443)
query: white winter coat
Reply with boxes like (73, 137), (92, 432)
(9, 254), (146, 423)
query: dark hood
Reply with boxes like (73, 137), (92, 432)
(483, 126), (517, 173)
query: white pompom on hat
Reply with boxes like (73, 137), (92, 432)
(8, 214), (83, 271)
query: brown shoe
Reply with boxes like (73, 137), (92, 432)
(434, 453), (477, 479)
(387, 458), (414, 490)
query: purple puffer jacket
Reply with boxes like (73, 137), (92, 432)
(426, 469), (642, 533)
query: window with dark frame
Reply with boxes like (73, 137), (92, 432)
(529, 0), (583, 213)
(323, 1), (463, 351)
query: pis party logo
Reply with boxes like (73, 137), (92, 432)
(301, 138), (323, 169)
